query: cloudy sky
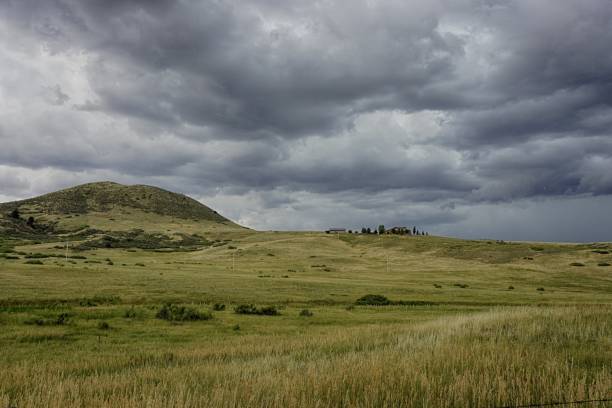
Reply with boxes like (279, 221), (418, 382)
(1, 0), (612, 241)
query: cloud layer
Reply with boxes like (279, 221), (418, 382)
(1, 0), (612, 241)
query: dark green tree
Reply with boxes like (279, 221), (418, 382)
(378, 225), (385, 235)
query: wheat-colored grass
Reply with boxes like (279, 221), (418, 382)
(0, 306), (610, 407)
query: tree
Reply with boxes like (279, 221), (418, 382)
(26, 216), (35, 227)
(361, 227), (367, 234)
(9, 208), (20, 219)
(366, 227), (371, 234)
(378, 225), (385, 235)
(412, 226), (417, 235)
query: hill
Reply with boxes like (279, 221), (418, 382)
(0, 181), (244, 242)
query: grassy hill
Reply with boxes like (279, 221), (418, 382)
(0, 181), (244, 246)
(0, 183), (610, 407)
(0, 181), (231, 222)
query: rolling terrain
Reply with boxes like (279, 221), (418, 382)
(0, 182), (610, 407)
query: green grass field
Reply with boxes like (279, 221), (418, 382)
(0, 183), (610, 407)
(1, 231), (611, 407)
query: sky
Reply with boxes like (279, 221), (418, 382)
(1, 0), (612, 242)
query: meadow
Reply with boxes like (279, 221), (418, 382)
(1, 229), (611, 407)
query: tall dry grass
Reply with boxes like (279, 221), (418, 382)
(1, 306), (610, 407)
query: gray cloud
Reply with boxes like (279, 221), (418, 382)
(1, 0), (612, 241)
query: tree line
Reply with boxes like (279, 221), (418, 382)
(354, 225), (428, 236)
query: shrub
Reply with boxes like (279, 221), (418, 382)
(124, 307), (138, 318)
(98, 321), (110, 330)
(259, 306), (280, 316)
(156, 304), (212, 321)
(232, 324), (240, 331)
(592, 250), (609, 254)
(598, 262), (610, 267)
(234, 304), (280, 316)
(355, 294), (391, 306)
(213, 303), (226, 311)
(299, 309), (313, 317)
(345, 305), (355, 311)
(24, 260), (44, 265)
(433, 284), (442, 288)
(537, 287), (545, 291)
(135, 263), (145, 267)
(24, 312), (71, 326)
(55, 313), (70, 325)
(570, 262), (585, 267)
(453, 283), (469, 288)
(25, 253), (53, 259)
(508, 286), (515, 290)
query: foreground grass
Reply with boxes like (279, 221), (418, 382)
(0, 306), (609, 407)
(1, 232), (611, 406)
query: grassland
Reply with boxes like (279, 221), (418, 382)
(1, 230), (611, 407)
(0, 183), (610, 407)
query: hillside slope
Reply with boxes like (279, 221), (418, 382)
(0, 182), (230, 221)
(0, 181), (244, 239)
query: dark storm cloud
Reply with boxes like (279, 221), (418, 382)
(1, 0), (612, 239)
(4, 0), (465, 137)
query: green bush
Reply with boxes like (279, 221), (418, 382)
(299, 309), (313, 317)
(97, 321), (110, 330)
(598, 262), (610, 267)
(570, 262), (585, 267)
(234, 304), (280, 316)
(25, 253), (53, 259)
(537, 287), (545, 291)
(355, 294), (391, 306)
(213, 303), (226, 311)
(124, 307), (139, 318)
(155, 304), (212, 321)
(24, 260), (44, 265)
(25, 312), (71, 326)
